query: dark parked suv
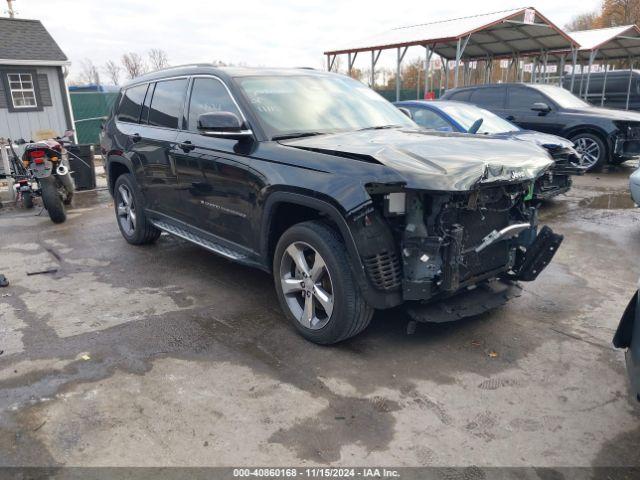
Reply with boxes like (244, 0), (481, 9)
(101, 65), (562, 344)
(441, 83), (640, 170)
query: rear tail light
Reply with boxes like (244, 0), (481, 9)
(29, 149), (46, 164)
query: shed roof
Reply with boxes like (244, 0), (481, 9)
(324, 7), (577, 60)
(566, 25), (640, 60)
(0, 18), (68, 64)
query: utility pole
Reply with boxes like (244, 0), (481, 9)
(6, 0), (16, 18)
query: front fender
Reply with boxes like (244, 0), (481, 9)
(261, 191), (402, 309)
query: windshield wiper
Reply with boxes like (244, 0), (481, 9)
(272, 131), (326, 141)
(357, 124), (402, 131)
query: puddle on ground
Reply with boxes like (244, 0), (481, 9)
(579, 193), (636, 210)
(71, 188), (110, 208)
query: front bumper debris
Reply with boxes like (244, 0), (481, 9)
(514, 226), (563, 281)
(405, 279), (522, 323)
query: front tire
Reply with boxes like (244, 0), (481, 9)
(273, 221), (374, 344)
(571, 132), (607, 171)
(40, 177), (66, 224)
(22, 191), (34, 209)
(113, 173), (161, 245)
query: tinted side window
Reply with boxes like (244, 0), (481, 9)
(187, 77), (241, 132)
(507, 88), (547, 109)
(448, 90), (471, 102)
(410, 108), (453, 131)
(470, 88), (505, 108)
(148, 79), (188, 129)
(117, 84), (148, 123)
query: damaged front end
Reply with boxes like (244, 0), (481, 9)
(534, 144), (585, 200)
(354, 180), (562, 323)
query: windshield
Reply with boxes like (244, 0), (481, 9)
(529, 84), (590, 109)
(437, 102), (520, 134)
(235, 74), (416, 139)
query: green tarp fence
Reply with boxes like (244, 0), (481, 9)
(69, 92), (119, 145)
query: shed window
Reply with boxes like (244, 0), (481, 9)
(8, 73), (37, 108)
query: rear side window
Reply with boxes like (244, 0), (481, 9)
(507, 87), (547, 109)
(410, 108), (453, 131)
(148, 78), (188, 129)
(470, 88), (505, 108)
(117, 84), (148, 123)
(447, 90), (471, 102)
(187, 77), (242, 131)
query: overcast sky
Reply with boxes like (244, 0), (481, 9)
(12, 0), (603, 82)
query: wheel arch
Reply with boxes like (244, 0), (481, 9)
(106, 154), (134, 196)
(563, 126), (612, 156)
(261, 192), (357, 270)
(260, 191), (401, 309)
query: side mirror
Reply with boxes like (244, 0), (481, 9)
(468, 118), (484, 134)
(531, 102), (551, 114)
(198, 112), (253, 140)
(397, 107), (412, 119)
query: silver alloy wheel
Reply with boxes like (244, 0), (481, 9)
(279, 241), (334, 330)
(574, 137), (601, 169)
(117, 184), (137, 236)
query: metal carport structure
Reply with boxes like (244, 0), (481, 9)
(562, 25), (640, 109)
(324, 7), (578, 100)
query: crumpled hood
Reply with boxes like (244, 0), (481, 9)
(282, 128), (554, 191)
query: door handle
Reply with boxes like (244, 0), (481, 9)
(506, 115), (515, 121)
(178, 141), (195, 153)
(131, 133), (141, 143)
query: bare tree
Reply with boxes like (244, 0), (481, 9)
(121, 52), (147, 79)
(565, 11), (600, 30)
(103, 60), (121, 85)
(148, 48), (169, 71)
(78, 59), (101, 86)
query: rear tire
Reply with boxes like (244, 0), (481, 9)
(273, 220), (374, 344)
(571, 132), (607, 171)
(113, 173), (161, 245)
(58, 171), (75, 205)
(40, 177), (66, 224)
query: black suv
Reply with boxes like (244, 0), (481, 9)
(441, 83), (640, 170)
(101, 65), (561, 344)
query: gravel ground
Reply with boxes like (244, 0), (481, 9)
(0, 162), (639, 469)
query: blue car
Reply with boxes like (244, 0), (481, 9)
(395, 100), (584, 200)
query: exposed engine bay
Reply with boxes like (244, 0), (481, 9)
(353, 180), (563, 322)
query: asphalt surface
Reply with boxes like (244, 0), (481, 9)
(0, 164), (639, 468)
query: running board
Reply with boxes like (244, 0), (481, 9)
(151, 220), (247, 261)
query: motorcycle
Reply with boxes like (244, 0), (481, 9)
(9, 135), (75, 224)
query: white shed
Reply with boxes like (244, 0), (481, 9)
(0, 17), (74, 142)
